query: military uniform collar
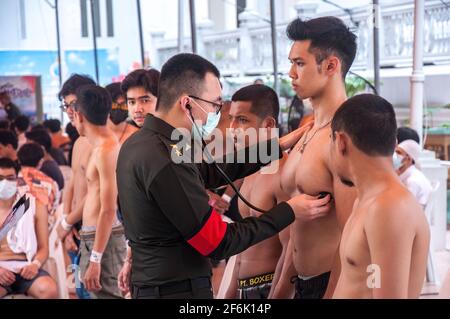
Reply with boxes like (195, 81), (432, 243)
(143, 114), (183, 142)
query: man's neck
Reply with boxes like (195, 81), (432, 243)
(350, 155), (398, 198)
(8, 152), (17, 162)
(155, 108), (190, 132)
(310, 80), (347, 126)
(398, 163), (413, 176)
(84, 125), (113, 147)
(0, 196), (16, 210)
(108, 121), (127, 135)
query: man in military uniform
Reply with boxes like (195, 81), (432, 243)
(117, 53), (332, 299)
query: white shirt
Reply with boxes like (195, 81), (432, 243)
(399, 165), (433, 206)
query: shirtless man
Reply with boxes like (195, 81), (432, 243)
(55, 74), (95, 299)
(275, 17), (358, 299)
(72, 84), (126, 299)
(221, 85), (329, 299)
(105, 83), (139, 144)
(330, 94), (429, 298)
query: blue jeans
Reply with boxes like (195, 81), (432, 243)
(68, 250), (91, 299)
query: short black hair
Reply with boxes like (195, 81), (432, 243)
(156, 54), (220, 111)
(0, 120), (10, 130)
(58, 74), (96, 101)
(65, 122), (79, 142)
(31, 124), (46, 132)
(121, 69), (160, 97)
(286, 16), (357, 78)
(76, 84), (112, 125)
(43, 119), (62, 133)
(25, 129), (52, 152)
(231, 84), (279, 124)
(17, 142), (44, 167)
(105, 82), (124, 102)
(0, 129), (18, 150)
(332, 94), (397, 156)
(397, 127), (420, 144)
(0, 157), (18, 174)
(13, 115), (30, 132)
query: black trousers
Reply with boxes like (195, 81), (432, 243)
(292, 272), (331, 299)
(132, 277), (213, 299)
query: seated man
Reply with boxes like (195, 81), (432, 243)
(43, 119), (71, 149)
(330, 94), (429, 299)
(0, 158), (58, 299)
(0, 130), (20, 171)
(394, 139), (433, 208)
(25, 129), (66, 188)
(17, 143), (60, 221)
(12, 115), (30, 149)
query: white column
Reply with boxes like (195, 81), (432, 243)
(410, 0), (425, 144)
(196, 0), (212, 25)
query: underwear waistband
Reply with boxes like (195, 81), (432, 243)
(237, 272), (274, 289)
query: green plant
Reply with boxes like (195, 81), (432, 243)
(345, 75), (368, 97)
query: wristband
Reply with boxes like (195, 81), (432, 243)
(61, 215), (73, 231)
(90, 250), (103, 264)
(221, 194), (232, 203)
(32, 259), (42, 269)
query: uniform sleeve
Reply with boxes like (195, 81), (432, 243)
(198, 137), (283, 189)
(149, 162), (294, 257)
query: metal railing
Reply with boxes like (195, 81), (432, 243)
(153, 0), (450, 75)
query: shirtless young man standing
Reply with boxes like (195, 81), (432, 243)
(274, 17), (358, 299)
(330, 94), (429, 299)
(220, 85), (328, 299)
(72, 84), (126, 299)
(55, 75), (96, 299)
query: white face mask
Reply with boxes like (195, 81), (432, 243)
(0, 180), (17, 200)
(393, 153), (404, 170)
(188, 100), (221, 139)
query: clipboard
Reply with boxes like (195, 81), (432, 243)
(0, 195), (30, 241)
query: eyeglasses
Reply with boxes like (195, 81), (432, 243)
(59, 100), (77, 112)
(0, 175), (17, 182)
(188, 95), (223, 115)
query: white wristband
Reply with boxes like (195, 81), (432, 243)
(32, 259), (42, 269)
(90, 250), (103, 264)
(221, 194), (232, 203)
(61, 216), (73, 231)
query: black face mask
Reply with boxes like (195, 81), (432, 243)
(110, 110), (128, 125)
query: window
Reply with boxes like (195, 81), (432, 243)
(106, 0), (114, 37)
(80, 0), (101, 37)
(19, 0), (26, 39)
(237, 0), (246, 27)
(80, 0), (88, 37)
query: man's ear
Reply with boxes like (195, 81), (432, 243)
(335, 131), (348, 156)
(325, 56), (340, 76)
(74, 110), (83, 123)
(262, 116), (276, 129)
(180, 96), (191, 113)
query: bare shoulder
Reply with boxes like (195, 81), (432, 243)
(364, 182), (425, 235)
(97, 137), (120, 166)
(74, 136), (92, 152)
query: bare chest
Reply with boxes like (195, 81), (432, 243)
(281, 129), (333, 196)
(340, 204), (370, 269)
